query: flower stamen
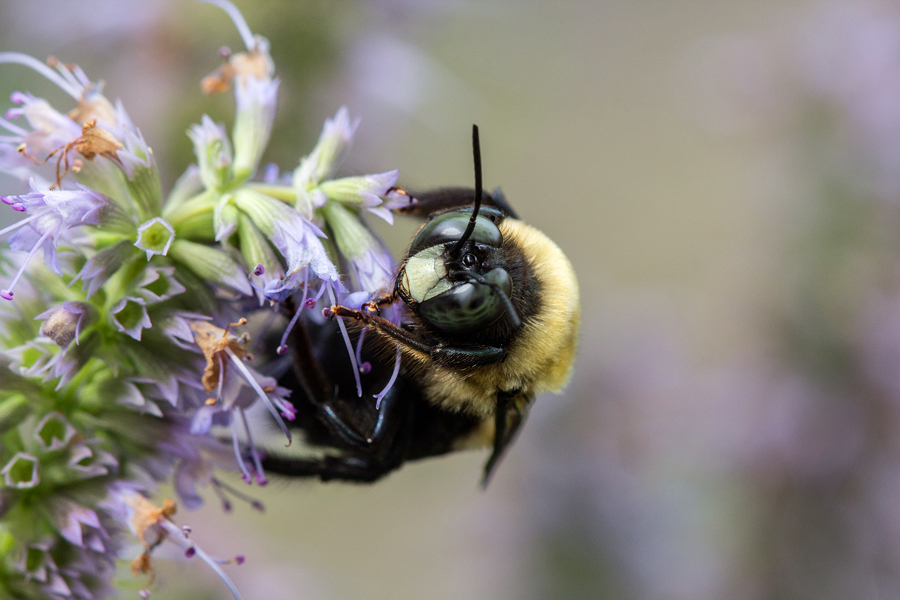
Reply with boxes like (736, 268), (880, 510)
(328, 285), (363, 397)
(231, 417), (253, 484)
(2, 227), (53, 300)
(225, 347), (291, 444)
(374, 345), (402, 408)
(276, 272), (309, 355)
(236, 407), (266, 485)
(0, 52), (81, 99)
(211, 476), (265, 513)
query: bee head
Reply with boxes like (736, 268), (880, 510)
(397, 126), (521, 335)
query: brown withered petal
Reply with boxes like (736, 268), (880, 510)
(76, 119), (122, 160)
(189, 320), (250, 393)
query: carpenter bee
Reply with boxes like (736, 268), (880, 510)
(262, 126), (580, 486)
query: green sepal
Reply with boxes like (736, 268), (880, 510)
(0, 395), (31, 435)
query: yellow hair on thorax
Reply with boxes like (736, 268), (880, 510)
(420, 218), (580, 418)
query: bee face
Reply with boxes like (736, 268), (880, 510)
(398, 209), (514, 334)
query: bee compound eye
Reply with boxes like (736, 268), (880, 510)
(417, 267), (513, 334)
(409, 211), (502, 256)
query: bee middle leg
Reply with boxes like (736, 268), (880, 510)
(260, 388), (412, 483)
(318, 383), (404, 449)
(260, 316), (412, 483)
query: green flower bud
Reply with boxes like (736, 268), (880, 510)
(322, 201), (375, 260)
(319, 171), (398, 207)
(214, 193), (240, 241)
(189, 115), (234, 190)
(237, 213), (281, 277)
(232, 78), (279, 180)
(168, 239), (252, 296)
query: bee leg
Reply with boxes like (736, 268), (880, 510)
(328, 305), (507, 367)
(284, 316), (408, 455)
(261, 391), (412, 483)
(362, 293), (397, 315)
(328, 305), (434, 355)
(317, 384), (403, 449)
(260, 453), (399, 483)
(481, 391), (531, 487)
(431, 345), (507, 368)
(318, 403), (370, 447)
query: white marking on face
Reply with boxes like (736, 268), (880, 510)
(402, 245), (449, 302)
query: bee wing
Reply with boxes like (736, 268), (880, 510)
(400, 187), (518, 220)
(480, 392), (533, 488)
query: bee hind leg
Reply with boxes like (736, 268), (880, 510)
(260, 452), (399, 483)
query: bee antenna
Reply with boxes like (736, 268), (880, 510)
(450, 124), (483, 256)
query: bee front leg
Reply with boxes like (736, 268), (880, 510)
(327, 305), (507, 368)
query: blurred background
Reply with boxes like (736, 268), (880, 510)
(5, 0), (900, 598)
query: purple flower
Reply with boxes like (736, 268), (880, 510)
(382, 186), (416, 211)
(1, 91), (80, 164)
(3, 336), (95, 389)
(0, 53), (122, 191)
(107, 100), (157, 182)
(348, 241), (396, 294)
(67, 438), (119, 479)
(321, 200), (395, 293)
(56, 502), (110, 553)
(1, 179), (115, 300)
(133, 266), (186, 303)
(233, 188), (340, 292)
(33, 411), (77, 450)
(134, 217), (175, 260)
(71, 239), (137, 299)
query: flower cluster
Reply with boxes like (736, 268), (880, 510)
(0, 1), (409, 598)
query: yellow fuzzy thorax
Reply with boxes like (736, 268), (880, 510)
(416, 218), (580, 418)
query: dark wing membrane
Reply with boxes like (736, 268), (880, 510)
(399, 187), (519, 220)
